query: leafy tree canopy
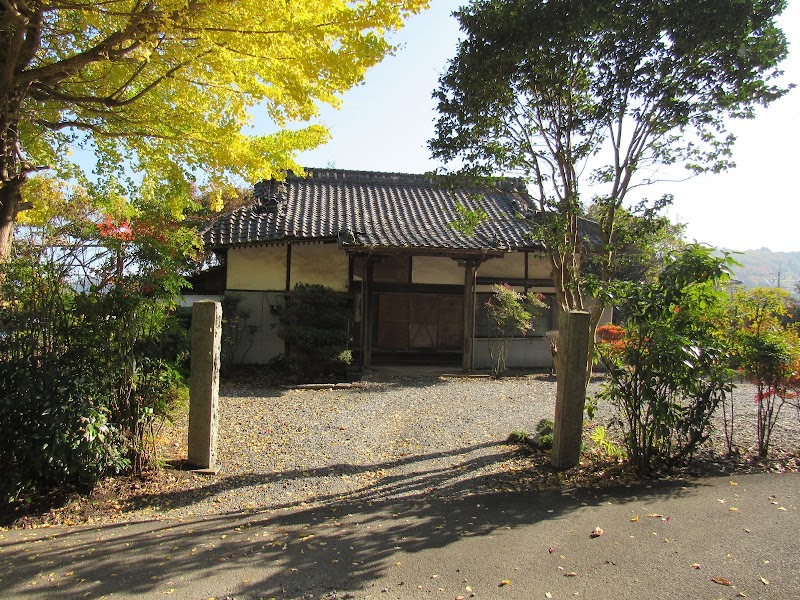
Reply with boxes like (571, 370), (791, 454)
(584, 197), (686, 300)
(0, 0), (428, 257)
(431, 0), (790, 312)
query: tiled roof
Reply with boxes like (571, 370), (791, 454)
(202, 169), (564, 253)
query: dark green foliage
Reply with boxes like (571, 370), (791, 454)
(0, 246), (187, 502)
(535, 418), (555, 449)
(264, 353), (301, 382)
(220, 293), (261, 375)
(596, 246), (736, 474)
(507, 419), (555, 449)
(584, 199), (686, 299)
(276, 283), (352, 382)
(430, 0), (789, 319)
(432, 0), (789, 184)
(431, 1), (789, 455)
(506, 430), (531, 444)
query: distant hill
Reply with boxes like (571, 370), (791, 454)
(719, 248), (800, 297)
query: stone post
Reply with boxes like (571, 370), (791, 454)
(188, 300), (222, 472)
(551, 310), (591, 469)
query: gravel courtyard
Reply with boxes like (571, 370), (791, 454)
(125, 372), (800, 524)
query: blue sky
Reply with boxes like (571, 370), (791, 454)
(297, 0), (800, 253)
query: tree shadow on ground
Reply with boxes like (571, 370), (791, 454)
(127, 441), (512, 513)
(219, 383), (288, 399)
(0, 445), (703, 600)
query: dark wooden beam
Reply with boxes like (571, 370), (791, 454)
(462, 258), (482, 372)
(362, 260), (374, 370)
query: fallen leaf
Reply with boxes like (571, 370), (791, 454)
(711, 576), (734, 586)
(590, 527), (604, 538)
(499, 580), (511, 587)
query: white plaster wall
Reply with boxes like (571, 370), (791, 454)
(227, 246), (286, 291)
(474, 337), (554, 369)
(585, 298), (614, 326)
(291, 243), (349, 292)
(475, 252), (552, 280)
(526, 255), (552, 279)
(224, 291), (286, 364)
(412, 256), (463, 285)
(179, 294), (223, 307)
(478, 252), (525, 279)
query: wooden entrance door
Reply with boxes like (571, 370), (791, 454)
(375, 293), (463, 351)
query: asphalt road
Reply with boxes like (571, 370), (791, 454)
(1, 472), (798, 599)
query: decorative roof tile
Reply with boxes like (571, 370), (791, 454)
(201, 169), (595, 253)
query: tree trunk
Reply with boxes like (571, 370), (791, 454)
(0, 177), (23, 261)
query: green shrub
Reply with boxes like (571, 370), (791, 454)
(276, 283), (352, 382)
(0, 249), (186, 502)
(589, 426), (625, 460)
(596, 246), (735, 474)
(507, 430), (531, 444)
(220, 293), (261, 375)
(728, 288), (800, 457)
(485, 284), (546, 377)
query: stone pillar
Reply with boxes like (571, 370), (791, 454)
(551, 310), (591, 469)
(188, 300), (222, 472)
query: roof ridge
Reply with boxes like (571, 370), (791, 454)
(292, 168), (441, 186)
(271, 167), (527, 193)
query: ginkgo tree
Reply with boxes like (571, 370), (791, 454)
(0, 0), (428, 259)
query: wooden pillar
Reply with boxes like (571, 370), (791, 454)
(462, 259), (479, 372)
(361, 260), (374, 370)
